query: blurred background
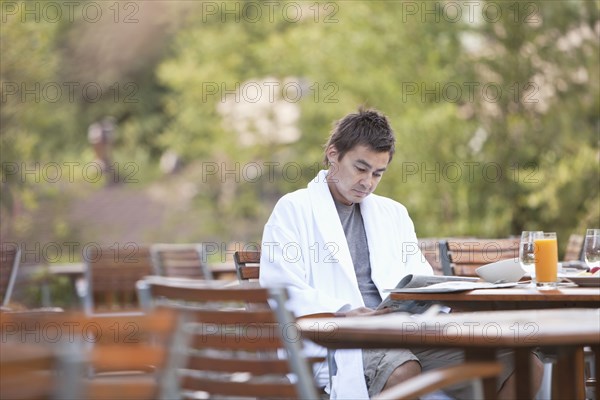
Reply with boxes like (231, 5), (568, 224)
(1, 1), (599, 305)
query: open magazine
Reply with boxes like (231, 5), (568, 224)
(376, 274), (518, 313)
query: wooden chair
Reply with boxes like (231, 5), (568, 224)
(439, 238), (519, 276)
(138, 278), (320, 399)
(150, 244), (213, 279)
(233, 250), (261, 281)
(564, 234), (584, 262)
(0, 308), (177, 400)
(81, 245), (153, 314)
(418, 238), (443, 275)
(0, 340), (65, 399)
(80, 309), (177, 399)
(0, 243), (21, 308)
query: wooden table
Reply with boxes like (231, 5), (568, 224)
(389, 285), (600, 311)
(44, 263), (86, 307)
(48, 263), (85, 287)
(298, 308), (600, 399)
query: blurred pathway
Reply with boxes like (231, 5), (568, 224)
(69, 185), (167, 245)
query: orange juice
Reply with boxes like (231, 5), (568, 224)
(534, 236), (558, 283)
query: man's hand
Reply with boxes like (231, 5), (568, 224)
(335, 307), (394, 317)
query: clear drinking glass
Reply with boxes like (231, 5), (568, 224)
(519, 231), (543, 278)
(583, 229), (600, 271)
(534, 232), (558, 289)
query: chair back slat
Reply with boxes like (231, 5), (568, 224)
(191, 332), (284, 350)
(188, 355), (291, 374)
(440, 238), (519, 276)
(150, 282), (270, 303)
(234, 250), (261, 281)
(239, 266), (260, 280)
(182, 308), (277, 324)
(447, 238), (519, 251)
(91, 345), (165, 372)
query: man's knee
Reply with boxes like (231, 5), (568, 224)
(385, 360), (422, 387)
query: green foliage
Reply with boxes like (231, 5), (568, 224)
(22, 269), (75, 310)
(1, 0), (79, 243)
(461, 0), (600, 238)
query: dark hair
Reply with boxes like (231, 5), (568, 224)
(323, 107), (396, 165)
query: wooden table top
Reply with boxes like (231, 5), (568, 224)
(298, 308), (600, 349)
(299, 307), (600, 400)
(388, 285), (600, 309)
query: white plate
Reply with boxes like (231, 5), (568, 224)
(564, 276), (600, 287)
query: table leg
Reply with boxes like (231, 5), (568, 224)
(553, 345), (585, 399)
(465, 348), (497, 400)
(514, 348), (533, 399)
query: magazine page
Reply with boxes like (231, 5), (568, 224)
(392, 274), (479, 290)
(388, 280), (518, 293)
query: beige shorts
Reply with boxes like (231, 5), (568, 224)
(362, 347), (518, 398)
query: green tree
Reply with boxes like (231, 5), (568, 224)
(155, 1), (470, 241)
(1, 0), (78, 239)
(463, 0), (599, 242)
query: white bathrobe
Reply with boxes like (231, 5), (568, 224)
(260, 169), (433, 399)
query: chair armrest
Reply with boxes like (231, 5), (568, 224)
(295, 312), (337, 391)
(373, 361), (502, 400)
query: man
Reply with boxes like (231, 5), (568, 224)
(87, 116), (118, 186)
(260, 108), (542, 398)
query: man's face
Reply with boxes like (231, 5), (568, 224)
(326, 144), (390, 205)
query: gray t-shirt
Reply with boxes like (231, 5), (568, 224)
(334, 199), (382, 309)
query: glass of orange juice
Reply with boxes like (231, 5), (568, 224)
(534, 232), (558, 289)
